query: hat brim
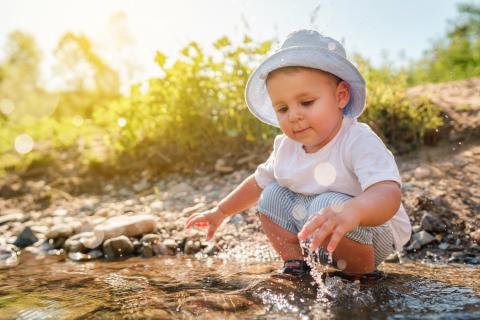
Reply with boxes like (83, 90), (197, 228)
(245, 46), (366, 127)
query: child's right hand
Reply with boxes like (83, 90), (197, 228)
(184, 207), (228, 240)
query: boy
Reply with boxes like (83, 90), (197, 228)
(185, 30), (411, 276)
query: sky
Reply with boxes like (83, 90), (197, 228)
(0, 0), (473, 90)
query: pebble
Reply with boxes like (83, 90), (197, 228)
(0, 213), (25, 226)
(103, 235), (134, 260)
(0, 245), (19, 269)
(13, 226), (38, 248)
(155, 239), (178, 256)
(94, 214), (157, 241)
(420, 212), (446, 233)
(407, 231), (435, 251)
(184, 240), (202, 255)
(140, 234), (162, 244)
(414, 167), (430, 180)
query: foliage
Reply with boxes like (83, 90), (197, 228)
(407, 2), (480, 84)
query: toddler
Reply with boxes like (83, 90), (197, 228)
(185, 30), (411, 276)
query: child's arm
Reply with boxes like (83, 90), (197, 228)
(298, 180), (401, 253)
(184, 174), (262, 239)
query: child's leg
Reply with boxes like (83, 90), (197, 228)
(256, 183), (304, 261)
(258, 213), (303, 260)
(306, 192), (394, 274)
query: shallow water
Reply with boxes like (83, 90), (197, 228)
(1, 252), (480, 319)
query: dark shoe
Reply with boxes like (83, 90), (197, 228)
(281, 260), (311, 275)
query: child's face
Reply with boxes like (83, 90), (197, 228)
(267, 68), (350, 153)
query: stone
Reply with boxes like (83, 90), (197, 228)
(438, 242), (449, 250)
(153, 239), (177, 256)
(46, 225), (75, 239)
(414, 167), (430, 180)
(184, 240), (201, 255)
(384, 252), (400, 263)
(0, 245), (19, 269)
(13, 226), (38, 248)
(420, 213), (446, 233)
(140, 234), (162, 244)
(407, 231), (435, 251)
(0, 213), (24, 226)
(102, 235), (134, 260)
(93, 214), (157, 242)
(65, 232), (103, 252)
(141, 243), (154, 258)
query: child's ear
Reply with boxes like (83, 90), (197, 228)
(336, 81), (350, 110)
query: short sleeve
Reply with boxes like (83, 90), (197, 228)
(254, 135), (283, 189)
(349, 132), (401, 191)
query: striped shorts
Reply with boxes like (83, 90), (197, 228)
(257, 183), (395, 267)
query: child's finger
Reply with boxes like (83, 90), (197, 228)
(298, 212), (327, 240)
(326, 227), (345, 252)
(206, 224), (218, 240)
(185, 215), (207, 229)
(309, 221), (335, 251)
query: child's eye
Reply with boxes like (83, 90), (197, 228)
(301, 100), (314, 107)
(276, 106), (288, 113)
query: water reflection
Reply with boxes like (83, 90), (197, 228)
(1, 253), (479, 319)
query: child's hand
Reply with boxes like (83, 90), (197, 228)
(184, 207), (228, 240)
(297, 207), (361, 253)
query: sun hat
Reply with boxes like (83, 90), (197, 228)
(245, 29), (366, 127)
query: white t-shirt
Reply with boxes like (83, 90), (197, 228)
(255, 117), (411, 250)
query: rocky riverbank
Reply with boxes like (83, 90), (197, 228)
(1, 137), (479, 269)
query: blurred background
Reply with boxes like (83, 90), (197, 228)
(1, 0), (479, 183)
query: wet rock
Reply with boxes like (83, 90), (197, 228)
(68, 250), (103, 261)
(13, 226), (38, 248)
(141, 243), (154, 258)
(184, 240), (201, 255)
(0, 212), (25, 226)
(384, 252), (400, 263)
(438, 242), (449, 250)
(140, 234), (162, 244)
(420, 212), (446, 233)
(65, 232), (103, 252)
(94, 214), (157, 241)
(407, 231), (435, 251)
(0, 245), (19, 269)
(103, 235), (134, 259)
(153, 239), (177, 256)
(46, 225), (75, 240)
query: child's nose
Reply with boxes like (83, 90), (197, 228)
(288, 107), (303, 122)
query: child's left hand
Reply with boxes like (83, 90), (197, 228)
(297, 207), (361, 253)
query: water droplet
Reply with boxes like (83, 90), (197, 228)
(435, 129), (439, 133)
(314, 162), (336, 186)
(14, 134), (34, 154)
(118, 117), (127, 127)
(328, 42), (337, 51)
(292, 204), (307, 220)
(72, 115), (84, 127)
(458, 141), (462, 145)
(0, 99), (14, 115)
